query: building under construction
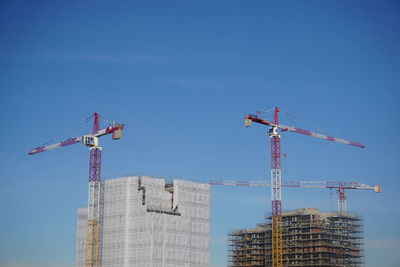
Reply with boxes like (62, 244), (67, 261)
(229, 208), (363, 267)
(75, 175), (210, 267)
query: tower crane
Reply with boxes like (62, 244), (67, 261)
(209, 180), (381, 213)
(28, 113), (123, 267)
(244, 107), (364, 267)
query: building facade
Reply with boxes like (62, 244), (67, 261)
(76, 176), (210, 267)
(229, 208), (363, 267)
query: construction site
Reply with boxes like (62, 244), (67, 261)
(228, 208), (363, 267)
(27, 108), (381, 267)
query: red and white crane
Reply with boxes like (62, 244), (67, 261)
(28, 113), (123, 267)
(244, 107), (364, 267)
(209, 179), (381, 213)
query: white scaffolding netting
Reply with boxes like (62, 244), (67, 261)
(75, 207), (88, 267)
(75, 176), (210, 267)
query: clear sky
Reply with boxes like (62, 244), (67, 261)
(0, 0), (399, 266)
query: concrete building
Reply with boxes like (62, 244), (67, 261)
(75, 176), (210, 267)
(229, 208), (363, 267)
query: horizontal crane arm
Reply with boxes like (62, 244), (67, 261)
(279, 124), (365, 148)
(28, 137), (81, 155)
(28, 124), (124, 155)
(244, 114), (365, 148)
(209, 180), (381, 192)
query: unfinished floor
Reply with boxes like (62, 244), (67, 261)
(229, 208), (363, 267)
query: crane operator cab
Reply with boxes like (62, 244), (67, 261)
(268, 126), (280, 138)
(81, 135), (99, 147)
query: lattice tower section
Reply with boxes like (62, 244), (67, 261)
(86, 114), (102, 267)
(271, 108), (283, 267)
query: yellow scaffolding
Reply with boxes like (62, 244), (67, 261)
(85, 219), (100, 267)
(271, 216), (283, 267)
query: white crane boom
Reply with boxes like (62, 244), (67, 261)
(210, 179), (381, 212)
(28, 124), (123, 155)
(210, 180), (381, 191)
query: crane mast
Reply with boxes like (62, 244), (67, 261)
(86, 113), (102, 267)
(270, 107), (283, 267)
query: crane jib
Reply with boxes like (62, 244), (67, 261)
(60, 138), (80, 147)
(28, 147), (45, 155)
(245, 113), (365, 148)
(28, 124), (124, 156)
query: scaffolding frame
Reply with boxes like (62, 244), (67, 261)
(228, 208), (363, 267)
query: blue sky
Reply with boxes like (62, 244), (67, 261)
(0, 0), (399, 266)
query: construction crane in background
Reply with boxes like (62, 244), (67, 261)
(244, 107), (364, 267)
(28, 113), (124, 267)
(209, 180), (381, 213)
